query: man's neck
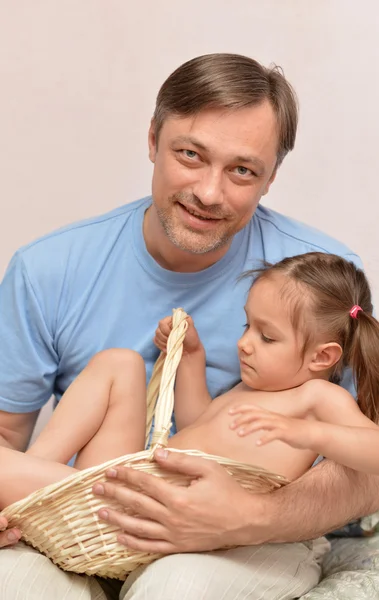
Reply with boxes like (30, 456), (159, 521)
(143, 206), (232, 273)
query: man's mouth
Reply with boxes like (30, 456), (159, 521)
(179, 202), (222, 221)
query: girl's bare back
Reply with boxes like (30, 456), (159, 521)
(168, 384), (317, 481)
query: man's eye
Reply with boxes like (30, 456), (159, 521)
(261, 333), (275, 343)
(182, 150), (198, 159)
(234, 166), (255, 177)
(243, 323), (249, 330)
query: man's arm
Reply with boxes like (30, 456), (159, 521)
(0, 410), (40, 547)
(0, 251), (58, 546)
(0, 252), (57, 415)
(0, 410), (40, 451)
(94, 375), (379, 552)
(94, 448), (379, 553)
(259, 458), (379, 543)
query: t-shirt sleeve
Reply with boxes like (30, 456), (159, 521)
(0, 251), (58, 412)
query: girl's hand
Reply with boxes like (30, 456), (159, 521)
(182, 316), (203, 355)
(154, 316), (173, 353)
(228, 404), (322, 450)
(154, 316), (203, 355)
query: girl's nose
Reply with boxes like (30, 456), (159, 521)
(237, 334), (253, 355)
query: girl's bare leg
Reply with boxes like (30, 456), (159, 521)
(27, 349), (147, 469)
(0, 446), (77, 509)
(0, 349), (146, 509)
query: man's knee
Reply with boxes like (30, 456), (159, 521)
(121, 553), (219, 600)
(0, 543), (106, 600)
(121, 542), (328, 600)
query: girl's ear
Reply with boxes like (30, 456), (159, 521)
(308, 342), (343, 373)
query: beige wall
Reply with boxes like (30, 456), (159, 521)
(1, 1), (378, 292)
(1, 1), (379, 432)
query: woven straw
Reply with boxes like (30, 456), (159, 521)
(0, 308), (289, 580)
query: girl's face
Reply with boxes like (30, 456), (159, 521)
(237, 273), (316, 391)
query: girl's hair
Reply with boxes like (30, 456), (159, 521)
(250, 252), (379, 422)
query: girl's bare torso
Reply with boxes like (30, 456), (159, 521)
(167, 383), (317, 481)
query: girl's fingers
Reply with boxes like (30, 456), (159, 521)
(230, 414), (260, 429)
(256, 430), (282, 445)
(236, 419), (279, 436)
(228, 404), (275, 417)
(154, 331), (169, 350)
(155, 328), (168, 340)
(153, 335), (163, 349)
(157, 317), (173, 336)
(155, 332), (167, 344)
(230, 414), (279, 430)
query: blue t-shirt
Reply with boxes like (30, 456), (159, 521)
(0, 196), (361, 413)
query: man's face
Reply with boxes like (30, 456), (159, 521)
(148, 102), (279, 254)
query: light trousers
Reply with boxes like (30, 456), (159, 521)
(0, 538), (330, 599)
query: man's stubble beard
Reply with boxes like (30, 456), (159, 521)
(156, 206), (234, 255)
(156, 192), (234, 255)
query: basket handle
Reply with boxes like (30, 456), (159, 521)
(145, 308), (188, 451)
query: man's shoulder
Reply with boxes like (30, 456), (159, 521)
(10, 197), (151, 290)
(18, 196), (150, 260)
(253, 204), (360, 264)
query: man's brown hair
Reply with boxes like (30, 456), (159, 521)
(153, 53), (298, 166)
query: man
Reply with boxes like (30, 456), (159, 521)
(0, 53), (377, 600)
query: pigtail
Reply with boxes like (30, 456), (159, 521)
(348, 312), (379, 423)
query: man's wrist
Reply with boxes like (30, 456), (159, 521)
(233, 489), (279, 546)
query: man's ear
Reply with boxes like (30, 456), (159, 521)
(262, 166), (278, 196)
(148, 118), (157, 163)
(308, 342), (343, 373)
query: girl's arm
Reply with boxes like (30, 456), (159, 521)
(302, 378), (373, 427)
(174, 346), (212, 430)
(154, 316), (212, 430)
(309, 422), (379, 474)
(229, 379), (379, 474)
(305, 380), (379, 473)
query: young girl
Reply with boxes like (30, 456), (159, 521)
(1, 251), (379, 511)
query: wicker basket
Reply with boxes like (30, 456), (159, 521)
(0, 309), (288, 580)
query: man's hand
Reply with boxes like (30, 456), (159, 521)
(229, 404), (323, 451)
(0, 516), (21, 548)
(154, 316), (203, 356)
(93, 449), (267, 554)
(93, 449), (379, 550)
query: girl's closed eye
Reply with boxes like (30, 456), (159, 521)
(261, 333), (275, 344)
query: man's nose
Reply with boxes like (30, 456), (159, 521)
(192, 167), (224, 207)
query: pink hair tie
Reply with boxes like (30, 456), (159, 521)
(350, 305), (363, 319)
